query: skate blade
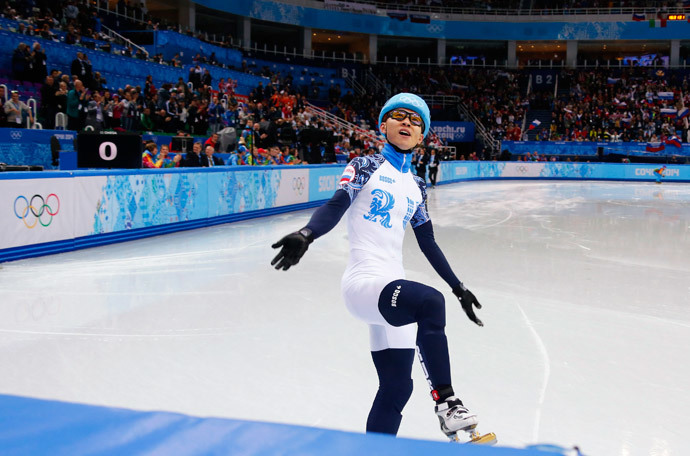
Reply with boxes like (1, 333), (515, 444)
(449, 430), (497, 445)
(468, 431), (497, 445)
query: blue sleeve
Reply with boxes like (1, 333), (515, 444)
(410, 175), (430, 228)
(304, 189), (351, 240)
(413, 220), (461, 289)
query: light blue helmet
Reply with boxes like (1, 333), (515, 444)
(378, 93), (431, 138)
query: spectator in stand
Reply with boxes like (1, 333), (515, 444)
(201, 68), (212, 88)
(0, 91), (7, 127)
(16, 23), (33, 36)
(11, 42), (30, 81)
(142, 142), (159, 168)
(204, 133), (219, 151)
(414, 147), (428, 182)
(39, 24), (57, 41)
(39, 75), (57, 129)
(4, 90), (33, 127)
(428, 148), (439, 187)
(71, 52), (93, 89)
(64, 24), (79, 45)
(181, 141), (203, 167)
(165, 92), (180, 132)
(111, 94), (125, 129)
(188, 64), (202, 89)
(278, 146), (295, 165)
(55, 80), (68, 116)
(158, 144), (182, 168)
(208, 96), (224, 133)
(92, 72), (106, 91)
(226, 148), (240, 166)
(124, 89), (142, 131)
(201, 144), (224, 167)
(140, 107), (154, 131)
(145, 75), (156, 98)
(29, 42), (47, 83)
(188, 98), (209, 135)
(63, 1), (79, 22)
(85, 91), (105, 131)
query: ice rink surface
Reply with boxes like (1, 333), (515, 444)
(1, 180), (688, 455)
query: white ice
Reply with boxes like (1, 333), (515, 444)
(1, 181), (689, 455)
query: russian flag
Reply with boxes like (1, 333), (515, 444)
(607, 78), (620, 85)
(528, 119), (541, 130)
(621, 116), (633, 125)
(646, 142), (666, 153)
(658, 91), (674, 100)
(677, 107), (689, 119)
(665, 136), (682, 148)
(660, 108), (677, 117)
(632, 13), (646, 21)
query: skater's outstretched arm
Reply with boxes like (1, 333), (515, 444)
(271, 156), (381, 271)
(271, 189), (350, 271)
(413, 220), (484, 327)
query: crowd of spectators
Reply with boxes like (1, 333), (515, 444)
(535, 68), (690, 145)
(2, 0), (690, 168)
(368, 65), (528, 142)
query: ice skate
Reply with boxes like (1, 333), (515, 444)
(435, 396), (478, 436)
(435, 397), (497, 445)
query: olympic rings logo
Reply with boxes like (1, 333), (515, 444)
(292, 177), (305, 195)
(14, 194), (60, 228)
(517, 165), (528, 174)
(10, 130), (23, 140)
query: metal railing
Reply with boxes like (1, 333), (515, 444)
(101, 24), (149, 57)
(305, 101), (383, 147)
(313, 0), (681, 17)
(365, 68), (390, 98)
(420, 93), (500, 152)
(344, 73), (366, 96)
(228, 39), (690, 69)
(79, 0), (148, 25)
(55, 113), (67, 130)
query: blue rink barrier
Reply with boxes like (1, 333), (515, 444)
(502, 140), (690, 158)
(0, 394), (563, 455)
(1, 162), (689, 264)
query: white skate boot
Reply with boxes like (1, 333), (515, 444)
(435, 396), (478, 437)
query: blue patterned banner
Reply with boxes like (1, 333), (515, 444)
(196, 0), (690, 40)
(502, 141), (690, 158)
(0, 129), (76, 170)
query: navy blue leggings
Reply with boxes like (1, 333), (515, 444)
(366, 280), (452, 435)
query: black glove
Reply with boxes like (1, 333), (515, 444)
(271, 228), (313, 271)
(452, 283), (483, 327)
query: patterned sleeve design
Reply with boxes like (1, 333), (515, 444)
(338, 155), (385, 203)
(410, 175), (430, 228)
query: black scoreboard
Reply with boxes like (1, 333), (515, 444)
(77, 132), (143, 169)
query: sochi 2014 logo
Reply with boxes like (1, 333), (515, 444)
(14, 194), (60, 228)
